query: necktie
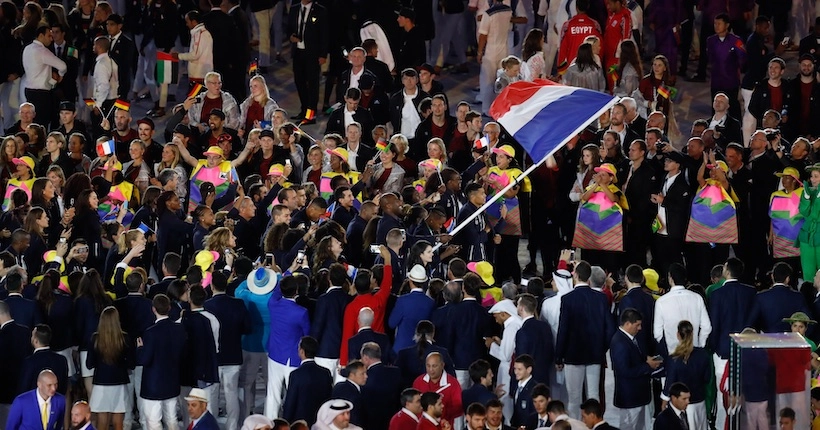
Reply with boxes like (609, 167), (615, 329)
(680, 411), (689, 430)
(299, 6), (307, 39)
(538, 418), (545, 427)
(187, 422), (193, 430)
(56, 46), (62, 57)
(41, 399), (48, 430)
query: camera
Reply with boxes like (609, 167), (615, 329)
(765, 130), (779, 141)
(369, 245), (381, 254)
(656, 141), (667, 151)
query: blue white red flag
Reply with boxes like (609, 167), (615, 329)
(489, 79), (617, 161)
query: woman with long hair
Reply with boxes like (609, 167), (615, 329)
(239, 75), (280, 138)
(390, 134), (417, 180)
(405, 240), (434, 280)
(12, 2), (43, 44)
(639, 55), (674, 117)
(570, 143), (603, 203)
(522, 28), (546, 80)
(312, 235), (343, 273)
(426, 138), (448, 165)
(663, 320), (711, 430)
(0, 136), (17, 187)
(396, 320), (455, 386)
(23, 207), (50, 275)
(70, 189), (105, 271)
(367, 142), (405, 195)
(31, 176), (66, 249)
(302, 144), (324, 190)
(204, 226), (236, 270)
(63, 172), (92, 209)
(87, 306), (133, 430)
(46, 165), (66, 210)
(36, 269), (75, 377)
(613, 40), (642, 97)
(75, 269), (113, 397)
(152, 140), (188, 198)
(563, 42), (605, 92)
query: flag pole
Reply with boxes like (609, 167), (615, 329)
(432, 96), (619, 252)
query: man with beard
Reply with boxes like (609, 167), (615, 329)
(99, 108), (138, 161)
(785, 54), (820, 141)
(197, 109), (239, 150)
(70, 401), (94, 430)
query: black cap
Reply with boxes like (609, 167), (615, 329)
(417, 63), (436, 75)
(58, 101), (75, 112)
(173, 123), (192, 137)
(799, 53), (816, 63)
(209, 108), (226, 120)
(137, 117), (155, 129)
(664, 150), (686, 164)
(398, 7), (415, 21)
(359, 74), (375, 90)
(106, 13), (123, 24)
(259, 129), (276, 140)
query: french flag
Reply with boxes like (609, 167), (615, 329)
(96, 139), (116, 157)
(489, 79), (617, 161)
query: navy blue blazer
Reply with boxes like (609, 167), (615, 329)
(461, 383), (497, 413)
(4, 293), (43, 328)
(524, 412), (550, 430)
(708, 280), (757, 358)
(653, 406), (687, 430)
(362, 362), (404, 430)
(511, 377), (537, 428)
(446, 298), (492, 369)
(747, 284), (810, 333)
(137, 317), (188, 400)
(180, 310), (220, 386)
(74, 296), (105, 351)
(663, 347), (711, 403)
(147, 276), (176, 300)
(87, 334), (134, 385)
(204, 293), (252, 366)
(344, 215), (368, 267)
(348, 328), (393, 364)
(19, 349), (69, 395)
(42, 292), (75, 351)
(114, 294), (154, 342)
(0, 321), (32, 402)
(388, 290), (435, 353)
(6, 390), (66, 430)
(555, 286), (615, 365)
(282, 360), (333, 426)
(192, 411), (220, 430)
(311, 287), (351, 359)
(515, 317), (554, 385)
(610, 329), (653, 409)
(429, 303), (455, 354)
(375, 214), (404, 245)
(332, 380), (365, 426)
(617, 287), (657, 356)
(395, 342), (456, 387)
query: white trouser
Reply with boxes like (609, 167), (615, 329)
(740, 88), (755, 145)
(497, 362), (514, 425)
(179, 383), (219, 428)
(778, 388), (809, 430)
(550, 365), (569, 406)
(133, 37), (159, 100)
(240, 351), (268, 417)
(619, 404), (646, 430)
(55, 347), (76, 378)
(315, 357), (341, 382)
(219, 365), (241, 430)
(265, 358), (296, 419)
(455, 369), (472, 391)
(686, 401), (707, 430)
(544, 27), (559, 76)
(713, 354), (728, 430)
(124, 366), (145, 430)
(564, 363), (601, 419)
(480, 55), (504, 115)
(140, 397), (178, 430)
(742, 400), (768, 430)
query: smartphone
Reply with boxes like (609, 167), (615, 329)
(369, 245), (381, 254)
(782, 37), (791, 45)
(296, 250), (306, 264)
(265, 253), (274, 266)
(399, 229), (406, 240)
(285, 159), (291, 166)
(570, 248), (576, 261)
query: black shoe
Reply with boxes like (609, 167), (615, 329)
(522, 263), (539, 278)
(687, 74), (706, 82)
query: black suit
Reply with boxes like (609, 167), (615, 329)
(651, 173), (691, 278)
(147, 277), (176, 300)
(363, 362), (403, 430)
(336, 67), (379, 103)
(204, 293), (252, 366)
(283, 359), (332, 426)
(228, 5), (251, 100)
(348, 328), (392, 364)
(524, 413), (550, 430)
(515, 317), (554, 385)
(287, 1), (329, 116)
(325, 107), (375, 145)
(51, 42), (80, 103)
(203, 9), (241, 100)
(19, 348), (69, 395)
(331, 380), (365, 426)
(108, 33), (136, 99)
(311, 287), (352, 359)
(0, 321), (33, 402)
(114, 294), (154, 342)
(653, 406), (687, 430)
(3, 294), (42, 329)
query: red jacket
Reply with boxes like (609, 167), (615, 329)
(389, 409), (421, 430)
(558, 13), (602, 72)
(603, 8), (632, 72)
(416, 414), (443, 430)
(339, 265), (392, 364)
(412, 373), (463, 425)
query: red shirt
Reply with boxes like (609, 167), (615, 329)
(200, 95), (223, 123)
(339, 265), (392, 364)
(244, 100), (264, 131)
(389, 409), (421, 430)
(416, 415), (443, 430)
(769, 83), (783, 112)
(431, 121), (446, 140)
(603, 8), (631, 72)
(801, 80), (813, 130)
(412, 373), (463, 425)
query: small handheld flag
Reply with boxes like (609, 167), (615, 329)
(113, 99), (130, 112)
(657, 84), (671, 99)
(155, 51), (179, 85)
(83, 98), (96, 108)
(188, 83), (204, 99)
(260, 121), (272, 129)
(557, 60), (569, 75)
(96, 139), (116, 157)
(444, 217), (455, 233)
(137, 222), (153, 234)
(248, 59), (259, 75)
(474, 135), (490, 150)
(375, 138), (390, 152)
(303, 109), (316, 122)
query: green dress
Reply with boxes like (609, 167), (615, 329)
(798, 186), (820, 276)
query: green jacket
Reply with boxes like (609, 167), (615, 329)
(798, 186), (820, 246)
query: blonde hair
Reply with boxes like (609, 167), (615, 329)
(205, 226), (233, 251)
(116, 229), (143, 254)
(671, 320), (695, 362)
(427, 138), (447, 163)
(250, 75), (273, 106)
(159, 143), (182, 170)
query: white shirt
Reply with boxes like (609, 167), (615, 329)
(349, 68), (364, 90)
(22, 40), (67, 90)
(346, 141), (360, 171)
(296, 2), (313, 49)
(489, 314), (522, 364)
(547, 414), (587, 430)
(36, 390), (51, 424)
(654, 285), (712, 354)
(656, 172), (680, 236)
(422, 412), (440, 426)
(479, 6), (513, 61)
(343, 108), (355, 129)
(401, 90), (421, 138)
(93, 52), (119, 105)
(400, 408), (420, 423)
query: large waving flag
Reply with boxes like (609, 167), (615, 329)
(491, 79), (617, 161)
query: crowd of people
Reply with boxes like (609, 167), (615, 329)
(2, 0), (820, 428)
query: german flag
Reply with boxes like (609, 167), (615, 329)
(248, 60), (258, 75)
(375, 138), (390, 152)
(188, 83), (204, 99)
(557, 60), (569, 75)
(83, 98), (95, 108)
(657, 84), (670, 99)
(113, 99), (130, 112)
(304, 109), (316, 120)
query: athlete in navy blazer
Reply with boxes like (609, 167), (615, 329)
(514, 294), (554, 385)
(389, 289), (435, 353)
(445, 278), (493, 371)
(461, 383), (497, 412)
(708, 259), (757, 359)
(7, 382), (66, 430)
(179, 309), (219, 388)
(192, 410), (220, 430)
(0, 316), (32, 403)
(395, 341), (456, 387)
(282, 337), (333, 426)
(653, 405), (688, 430)
(137, 302), (188, 401)
(555, 278), (615, 366)
(348, 327), (393, 364)
(616, 267), (658, 356)
(19, 327), (70, 396)
(361, 348), (404, 430)
(747, 263), (809, 333)
(204, 287), (252, 366)
(510, 376), (538, 427)
(610, 310), (659, 410)
(311, 276), (352, 360)
(4, 292), (43, 328)
(331, 379), (365, 426)
(114, 291), (155, 344)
